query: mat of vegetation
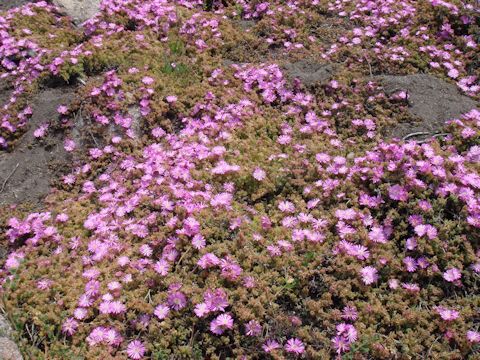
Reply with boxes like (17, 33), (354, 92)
(0, 0), (479, 359)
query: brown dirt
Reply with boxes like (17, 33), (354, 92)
(0, 87), (76, 208)
(378, 74), (479, 139)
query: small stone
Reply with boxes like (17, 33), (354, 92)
(52, 0), (101, 25)
(0, 338), (23, 360)
(0, 314), (13, 338)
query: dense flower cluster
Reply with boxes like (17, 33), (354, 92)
(0, 0), (479, 359)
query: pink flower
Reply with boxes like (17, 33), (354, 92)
(167, 291), (187, 310)
(57, 105), (68, 115)
(210, 313), (234, 335)
(388, 279), (399, 289)
(448, 68), (459, 79)
(154, 259), (170, 276)
(435, 306), (459, 321)
(198, 253), (220, 269)
(253, 168), (266, 181)
(204, 288), (229, 312)
(337, 323), (358, 343)
(220, 257), (243, 281)
(467, 330), (480, 343)
(443, 268), (462, 282)
(139, 244), (152, 257)
(37, 279), (53, 290)
(192, 234), (206, 249)
(61, 318), (78, 336)
(332, 336), (350, 354)
(33, 123), (49, 138)
(277, 135), (291, 145)
(368, 227), (387, 243)
(142, 76), (154, 85)
(154, 304), (170, 320)
(414, 224), (437, 239)
(245, 320), (262, 336)
(401, 282), (420, 292)
(73, 307), (88, 320)
(126, 340), (145, 359)
(262, 339), (281, 353)
(341, 306), (358, 321)
(278, 201), (295, 213)
(104, 328), (123, 346)
(284, 338), (305, 354)
(388, 184), (408, 201)
(183, 216), (200, 236)
(403, 257), (417, 272)
(166, 95), (177, 103)
(211, 192), (233, 208)
(194, 303), (209, 317)
(360, 266), (378, 285)
(152, 127), (166, 138)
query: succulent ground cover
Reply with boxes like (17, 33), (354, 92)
(0, 0), (479, 359)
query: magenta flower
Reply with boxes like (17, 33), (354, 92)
(142, 76), (154, 85)
(191, 233), (206, 249)
(278, 200), (295, 213)
(57, 105), (68, 114)
(388, 184), (408, 201)
(403, 257), (418, 272)
(73, 307), (88, 320)
(467, 330), (480, 344)
(368, 226), (387, 243)
(341, 306), (358, 321)
(33, 123), (49, 138)
(204, 288), (229, 312)
(61, 317), (78, 336)
(197, 253), (220, 269)
(401, 282), (420, 293)
(332, 335), (350, 354)
(126, 340), (146, 360)
(153, 259), (170, 276)
(435, 306), (459, 321)
(154, 304), (170, 320)
(262, 339), (281, 353)
(253, 167), (266, 181)
(337, 323), (358, 343)
(210, 313), (234, 335)
(167, 291), (187, 310)
(443, 268), (462, 282)
(194, 303), (209, 318)
(166, 95), (177, 103)
(360, 266), (378, 285)
(285, 338), (305, 354)
(245, 320), (262, 336)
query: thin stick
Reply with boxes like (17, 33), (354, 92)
(402, 131), (430, 140)
(432, 133), (449, 138)
(88, 130), (99, 147)
(364, 55), (373, 78)
(0, 163), (19, 193)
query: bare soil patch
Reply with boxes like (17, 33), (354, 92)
(379, 74), (479, 139)
(0, 87), (76, 208)
(283, 60), (336, 88)
(0, 0), (31, 11)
